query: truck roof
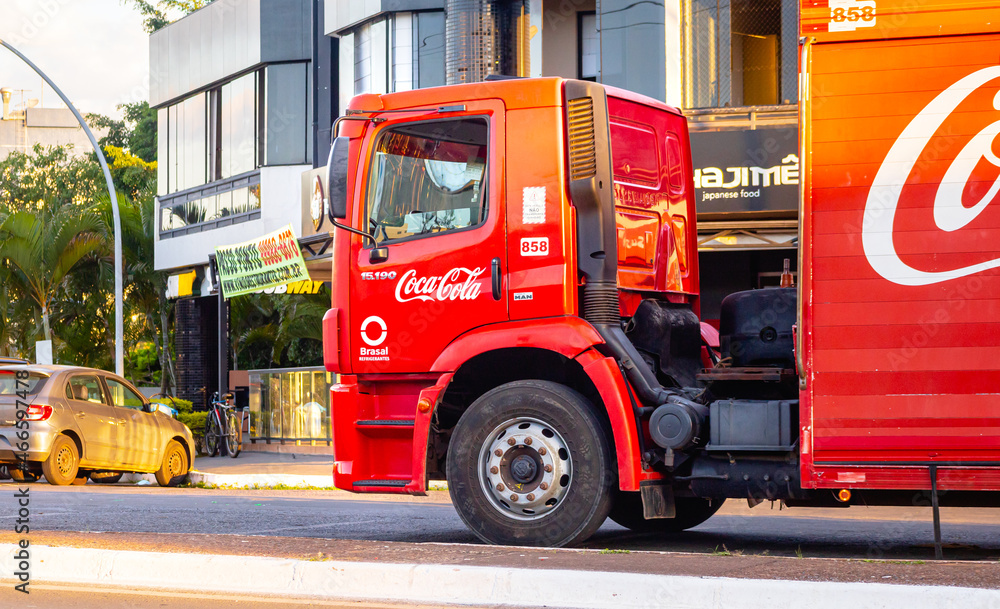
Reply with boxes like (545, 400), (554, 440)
(346, 77), (685, 118)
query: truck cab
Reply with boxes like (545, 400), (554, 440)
(322, 77), (703, 545)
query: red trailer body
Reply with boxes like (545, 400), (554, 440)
(799, 0), (1000, 491)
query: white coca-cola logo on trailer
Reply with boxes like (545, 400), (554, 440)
(863, 65), (1000, 286)
(394, 267), (486, 303)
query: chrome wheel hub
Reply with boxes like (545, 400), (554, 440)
(478, 417), (572, 521)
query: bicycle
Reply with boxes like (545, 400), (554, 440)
(203, 392), (244, 458)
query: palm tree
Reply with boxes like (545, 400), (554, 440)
(0, 205), (104, 342)
(92, 195), (177, 391)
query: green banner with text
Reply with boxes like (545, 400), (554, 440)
(215, 224), (311, 298)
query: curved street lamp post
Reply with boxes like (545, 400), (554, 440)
(0, 38), (124, 376)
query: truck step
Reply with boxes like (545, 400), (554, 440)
(352, 479), (410, 489)
(355, 419), (415, 426)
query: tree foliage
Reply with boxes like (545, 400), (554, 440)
(0, 143), (168, 386)
(87, 101), (158, 164)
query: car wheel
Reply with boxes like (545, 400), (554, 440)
(446, 380), (615, 547)
(609, 491), (725, 533)
(156, 440), (189, 487)
(42, 435), (81, 486)
(0, 464), (10, 480)
(9, 465), (41, 483)
(204, 413), (221, 457)
(90, 471), (124, 484)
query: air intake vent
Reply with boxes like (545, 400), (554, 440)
(566, 97), (598, 180)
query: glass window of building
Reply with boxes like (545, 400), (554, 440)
(578, 12), (598, 81)
(165, 93), (207, 193)
(354, 18), (388, 95)
(158, 65), (281, 235)
(599, 0), (666, 101)
(354, 24), (372, 94)
(341, 12), (446, 106)
(366, 118), (488, 244)
(392, 13), (415, 92)
(415, 11), (446, 89)
(683, 0), (798, 108)
(264, 63), (310, 166)
(157, 109), (168, 196)
(249, 368), (333, 442)
(220, 71), (258, 178)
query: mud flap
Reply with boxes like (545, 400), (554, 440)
(640, 482), (676, 519)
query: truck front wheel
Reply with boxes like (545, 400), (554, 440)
(447, 380), (615, 547)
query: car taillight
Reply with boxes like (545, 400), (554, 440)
(26, 405), (52, 421)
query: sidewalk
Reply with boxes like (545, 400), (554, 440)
(1, 531), (997, 608)
(188, 451), (337, 488)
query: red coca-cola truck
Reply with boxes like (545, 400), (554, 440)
(319, 0), (1000, 547)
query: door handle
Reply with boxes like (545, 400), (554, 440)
(75, 412), (86, 418)
(491, 257), (502, 301)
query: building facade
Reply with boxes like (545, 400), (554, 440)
(0, 88), (100, 162)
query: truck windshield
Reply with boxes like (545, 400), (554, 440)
(366, 117), (488, 244)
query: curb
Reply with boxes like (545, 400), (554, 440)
(2, 544), (998, 608)
(120, 471), (449, 490)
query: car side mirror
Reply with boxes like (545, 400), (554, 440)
(327, 136), (350, 220)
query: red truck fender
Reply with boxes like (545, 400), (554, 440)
(425, 316), (644, 492)
(431, 316), (604, 371)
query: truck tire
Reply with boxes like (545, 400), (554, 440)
(609, 491), (724, 533)
(447, 380), (615, 547)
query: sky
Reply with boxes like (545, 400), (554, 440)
(0, 0), (151, 118)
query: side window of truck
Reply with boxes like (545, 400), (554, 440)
(365, 117), (488, 245)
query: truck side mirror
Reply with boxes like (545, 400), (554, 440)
(327, 136), (350, 220)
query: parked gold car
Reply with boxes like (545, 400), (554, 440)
(0, 364), (194, 486)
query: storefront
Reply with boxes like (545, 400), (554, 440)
(248, 367), (334, 445)
(689, 124), (800, 322)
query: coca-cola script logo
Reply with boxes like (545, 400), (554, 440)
(863, 66), (1000, 286)
(394, 267), (486, 303)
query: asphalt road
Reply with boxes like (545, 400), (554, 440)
(2, 483), (999, 560)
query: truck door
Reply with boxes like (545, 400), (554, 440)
(350, 104), (507, 373)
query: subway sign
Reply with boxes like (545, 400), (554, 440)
(254, 280), (326, 295)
